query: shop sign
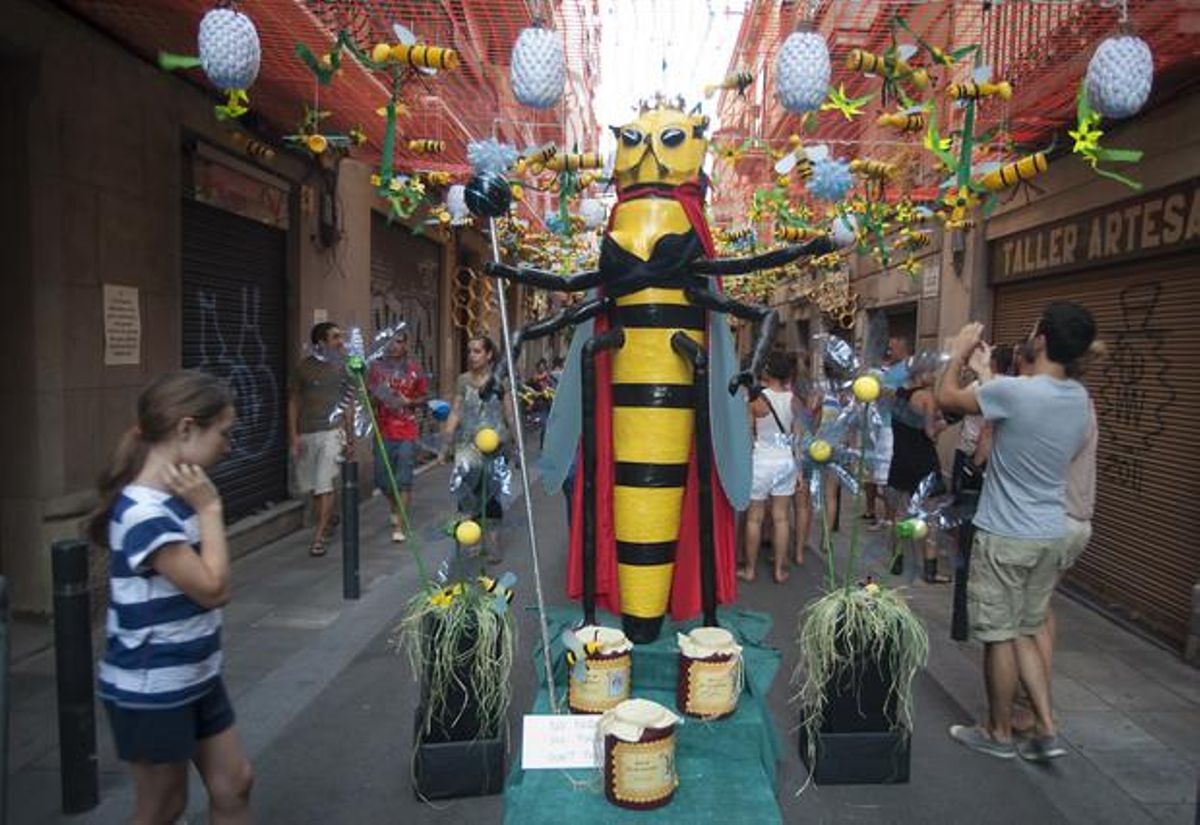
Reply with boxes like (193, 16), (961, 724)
(989, 177), (1200, 284)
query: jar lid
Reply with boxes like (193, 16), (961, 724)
(599, 698), (680, 742)
(678, 626), (741, 659)
(573, 624), (633, 655)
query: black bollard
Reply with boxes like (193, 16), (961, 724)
(1, 576), (9, 825)
(951, 490), (979, 641)
(342, 460), (360, 600)
(51, 540), (98, 814)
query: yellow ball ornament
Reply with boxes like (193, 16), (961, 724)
(853, 375), (881, 403)
(808, 439), (833, 463)
(474, 427), (500, 454)
(455, 520), (482, 546)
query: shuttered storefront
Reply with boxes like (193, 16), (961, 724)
(370, 213), (442, 445)
(990, 252), (1200, 649)
(181, 198), (289, 520)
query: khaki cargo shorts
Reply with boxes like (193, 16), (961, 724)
(295, 429), (343, 495)
(968, 529), (1064, 643)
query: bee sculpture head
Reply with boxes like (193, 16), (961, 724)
(610, 99), (709, 190)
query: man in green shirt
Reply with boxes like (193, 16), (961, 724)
(288, 322), (348, 556)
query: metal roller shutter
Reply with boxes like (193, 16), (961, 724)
(181, 199), (289, 520)
(991, 252), (1200, 650)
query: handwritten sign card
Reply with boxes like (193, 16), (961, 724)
(521, 714), (601, 770)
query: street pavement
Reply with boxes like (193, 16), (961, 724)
(8, 457), (1199, 824)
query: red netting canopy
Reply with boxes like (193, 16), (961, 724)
(59, 0), (601, 176)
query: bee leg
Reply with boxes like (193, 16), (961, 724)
(580, 326), (626, 627)
(670, 332), (718, 628)
(484, 261), (604, 291)
(684, 287), (778, 396)
(480, 297), (611, 402)
(690, 236), (834, 275)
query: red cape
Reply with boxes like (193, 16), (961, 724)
(565, 180), (738, 620)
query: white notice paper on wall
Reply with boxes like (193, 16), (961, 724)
(103, 284), (141, 366)
(521, 714), (601, 770)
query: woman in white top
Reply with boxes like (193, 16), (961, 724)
(740, 352), (798, 584)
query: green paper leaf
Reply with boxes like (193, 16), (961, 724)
(158, 52), (202, 72)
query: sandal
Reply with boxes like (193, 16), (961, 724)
(773, 568), (790, 584)
(309, 538), (327, 557)
(736, 567), (756, 583)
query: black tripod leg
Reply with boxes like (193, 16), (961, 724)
(580, 326), (625, 627)
(671, 331), (717, 628)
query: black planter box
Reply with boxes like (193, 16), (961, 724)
(800, 727), (910, 784)
(799, 652), (911, 784)
(413, 707), (506, 799)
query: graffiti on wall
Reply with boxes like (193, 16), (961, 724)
(1097, 282), (1176, 496)
(191, 285), (281, 462)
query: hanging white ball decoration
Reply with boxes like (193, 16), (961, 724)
(446, 185), (469, 222)
(1085, 35), (1153, 120)
(511, 26), (565, 109)
(579, 198), (608, 230)
(198, 8), (261, 91)
(831, 214), (859, 249)
(775, 27), (830, 114)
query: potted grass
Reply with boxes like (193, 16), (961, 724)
(346, 329), (518, 801)
(396, 551), (516, 799)
(393, 430), (517, 800)
(792, 368), (929, 784)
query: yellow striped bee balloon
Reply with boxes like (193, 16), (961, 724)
(389, 43), (459, 71)
(877, 107), (927, 133)
(850, 159), (897, 181)
(408, 139), (445, 154)
(978, 152), (1048, 191)
(546, 152), (604, 173)
(776, 224), (826, 242)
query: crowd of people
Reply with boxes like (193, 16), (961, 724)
(84, 299), (1097, 816)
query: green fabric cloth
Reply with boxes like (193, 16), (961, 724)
(504, 607), (783, 824)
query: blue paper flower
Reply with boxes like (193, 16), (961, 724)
(467, 139), (518, 176)
(808, 157), (853, 202)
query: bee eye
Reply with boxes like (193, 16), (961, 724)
(660, 128), (686, 147)
(620, 128), (643, 147)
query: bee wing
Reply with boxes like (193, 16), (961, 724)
(973, 64), (992, 83)
(902, 104), (925, 115)
(896, 44), (919, 62)
(974, 161), (1001, 174)
(774, 151), (799, 175)
(804, 144), (830, 162)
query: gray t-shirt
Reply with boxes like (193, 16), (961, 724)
(973, 375), (1089, 539)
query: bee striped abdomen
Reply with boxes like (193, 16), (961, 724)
(610, 288), (704, 633)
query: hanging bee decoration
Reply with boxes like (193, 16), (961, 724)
(773, 141), (824, 183)
(897, 226), (932, 251)
(846, 44), (929, 102)
(515, 142), (559, 175)
(704, 69), (754, 99)
(775, 224), (827, 243)
(850, 158), (897, 182)
(877, 104), (928, 134)
(976, 152), (1049, 192)
(482, 98), (831, 643)
(948, 65), (1012, 103)
(546, 152), (604, 173)
(408, 139), (446, 154)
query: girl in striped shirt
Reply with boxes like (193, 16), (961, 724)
(87, 370), (252, 824)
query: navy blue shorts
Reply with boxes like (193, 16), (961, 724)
(375, 438), (416, 493)
(104, 678), (235, 764)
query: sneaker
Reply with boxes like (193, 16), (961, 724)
(1017, 735), (1067, 762)
(949, 725), (1016, 759)
(392, 529), (406, 543)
